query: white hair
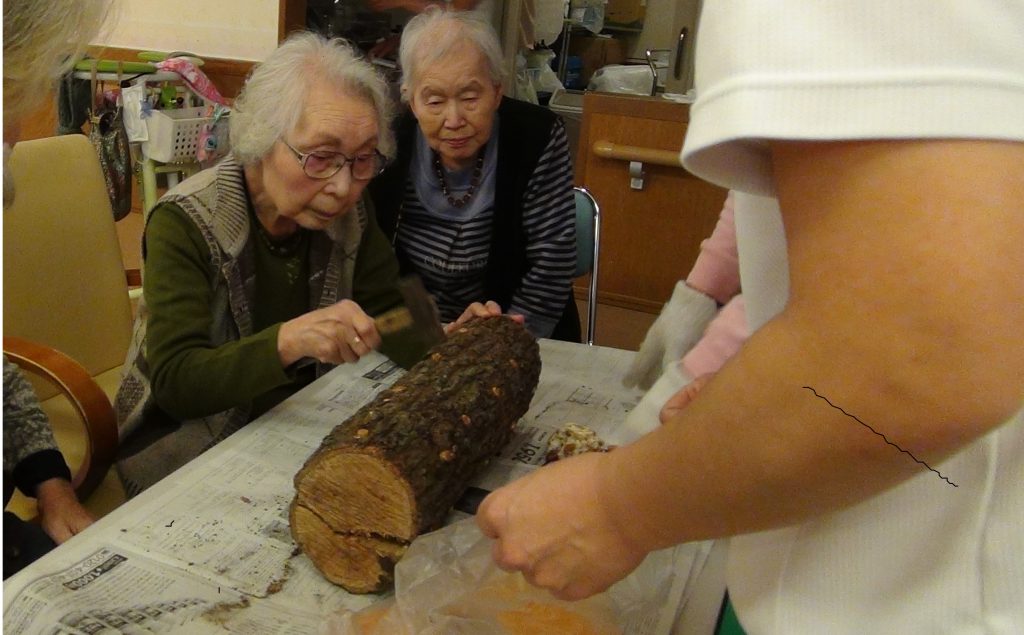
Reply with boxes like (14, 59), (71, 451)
(398, 7), (506, 103)
(229, 32), (396, 165)
(3, 0), (116, 121)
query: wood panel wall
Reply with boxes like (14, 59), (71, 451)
(280, 0), (308, 41)
(577, 92), (727, 313)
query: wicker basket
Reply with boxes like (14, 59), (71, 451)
(140, 107), (230, 163)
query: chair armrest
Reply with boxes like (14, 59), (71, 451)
(3, 336), (118, 502)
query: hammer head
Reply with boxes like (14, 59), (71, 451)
(375, 276), (445, 348)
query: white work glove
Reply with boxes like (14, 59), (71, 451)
(620, 360), (692, 443)
(622, 281), (717, 391)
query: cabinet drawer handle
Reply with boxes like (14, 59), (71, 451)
(592, 140), (684, 168)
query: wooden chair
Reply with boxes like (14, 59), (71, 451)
(3, 134), (133, 519)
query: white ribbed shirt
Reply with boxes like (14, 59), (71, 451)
(681, 2), (1024, 632)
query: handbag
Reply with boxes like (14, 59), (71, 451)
(88, 108), (133, 221)
(87, 62), (133, 221)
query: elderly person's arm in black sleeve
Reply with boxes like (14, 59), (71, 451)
(3, 0), (112, 562)
(3, 359), (94, 547)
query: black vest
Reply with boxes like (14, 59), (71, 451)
(369, 97), (580, 342)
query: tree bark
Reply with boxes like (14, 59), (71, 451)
(290, 317), (541, 593)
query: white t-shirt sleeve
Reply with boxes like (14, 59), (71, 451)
(681, 1), (1024, 196)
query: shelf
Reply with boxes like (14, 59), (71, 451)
(71, 70), (181, 83)
(602, 23), (644, 34)
(557, 18), (641, 89)
(563, 19), (644, 35)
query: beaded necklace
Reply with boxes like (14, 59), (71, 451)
(432, 147), (485, 209)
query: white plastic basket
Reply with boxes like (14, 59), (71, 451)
(140, 107), (230, 163)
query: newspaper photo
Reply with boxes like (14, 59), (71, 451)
(3, 547), (248, 634)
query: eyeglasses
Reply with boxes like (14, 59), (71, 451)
(280, 139), (387, 181)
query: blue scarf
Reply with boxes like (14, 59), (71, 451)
(411, 117), (499, 222)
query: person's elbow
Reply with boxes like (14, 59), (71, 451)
(938, 334), (1024, 435)
(785, 286), (1023, 449)
(149, 358), (204, 421)
(922, 287), (1024, 434)
(874, 306), (1023, 443)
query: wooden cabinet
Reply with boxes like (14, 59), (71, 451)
(576, 92), (727, 313)
(280, 0), (307, 40)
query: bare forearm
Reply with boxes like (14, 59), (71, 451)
(605, 140), (1024, 551)
(608, 318), (913, 548)
(606, 310), (1012, 551)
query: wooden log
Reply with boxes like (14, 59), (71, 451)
(290, 317), (541, 593)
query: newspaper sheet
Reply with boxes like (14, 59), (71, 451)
(4, 341), (716, 634)
(2, 546), (249, 634)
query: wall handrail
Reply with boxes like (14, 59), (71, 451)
(592, 140), (684, 168)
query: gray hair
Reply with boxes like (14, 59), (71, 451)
(229, 32), (396, 165)
(398, 7), (506, 103)
(3, 0), (116, 121)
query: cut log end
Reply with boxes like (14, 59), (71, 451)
(290, 505), (406, 594)
(294, 451), (416, 541)
(291, 318), (541, 594)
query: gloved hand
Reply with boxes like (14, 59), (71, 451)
(622, 281), (717, 391)
(621, 360), (692, 442)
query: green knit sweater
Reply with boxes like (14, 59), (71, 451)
(145, 201), (424, 420)
(115, 154), (433, 497)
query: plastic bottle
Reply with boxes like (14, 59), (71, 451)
(564, 56), (584, 90)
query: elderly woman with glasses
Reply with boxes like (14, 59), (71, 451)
(369, 8), (580, 342)
(114, 32), (495, 496)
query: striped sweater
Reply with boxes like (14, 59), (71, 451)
(371, 97), (580, 341)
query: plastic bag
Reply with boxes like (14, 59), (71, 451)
(120, 83), (149, 142)
(325, 518), (690, 634)
(534, 0), (568, 46)
(587, 65), (656, 96)
(527, 49), (565, 96)
(570, 0), (605, 34)
(513, 52), (540, 105)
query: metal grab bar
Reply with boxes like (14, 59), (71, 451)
(592, 140), (684, 168)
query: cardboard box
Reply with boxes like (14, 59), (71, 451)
(605, 0), (646, 26)
(568, 35), (627, 86)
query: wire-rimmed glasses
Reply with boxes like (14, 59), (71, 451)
(280, 139), (387, 181)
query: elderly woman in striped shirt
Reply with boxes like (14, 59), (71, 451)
(369, 7), (580, 341)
